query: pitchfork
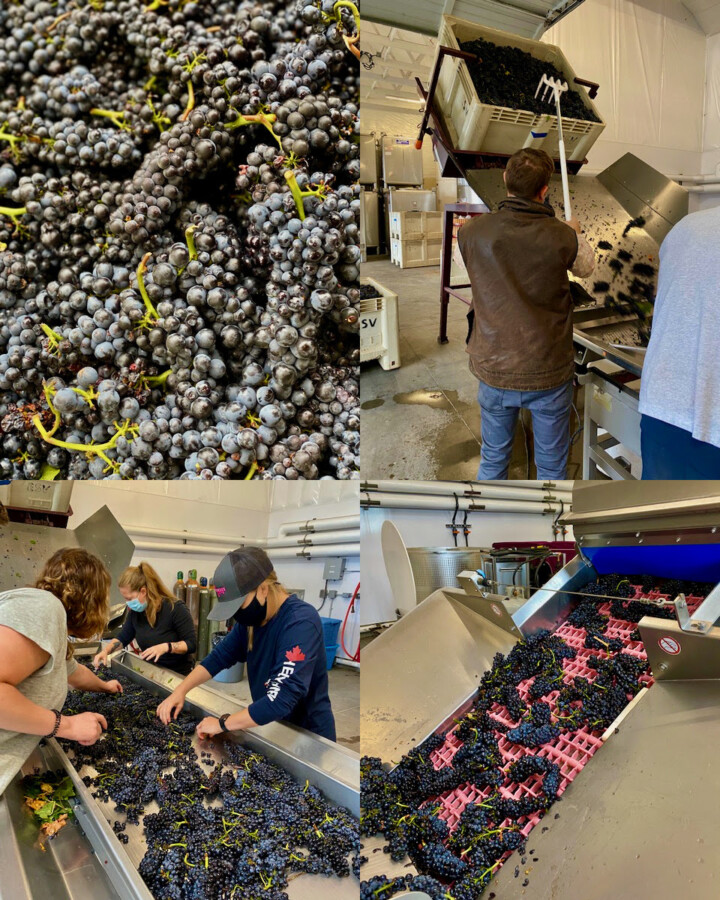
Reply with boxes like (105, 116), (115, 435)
(535, 73), (572, 222)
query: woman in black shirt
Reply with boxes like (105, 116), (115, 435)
(93, 562), (196, 675)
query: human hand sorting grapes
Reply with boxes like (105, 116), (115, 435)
(103, 680), (124, 694)
(157, 690), (187, 724)
(196, 716), (223, 740)
(140, 644), (168, 663)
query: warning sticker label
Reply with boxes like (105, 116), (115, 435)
(658, 636), (681, 655)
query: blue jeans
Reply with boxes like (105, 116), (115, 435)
(641, 414), (720, 479)
(477, 379), (573, 480)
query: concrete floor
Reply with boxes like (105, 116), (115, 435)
(211, 663), (360, 752)
(362, 257), (585, 480)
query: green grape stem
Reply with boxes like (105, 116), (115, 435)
(226, 111), (282, 150)
(185, 223), (198, 260)
(136, 252), (159, 323)
(284, 171), (328, 221)
(90, 108), (132, 132)
(0, 205), (27, 225)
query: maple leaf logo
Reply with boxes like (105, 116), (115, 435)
(286, 646), (305, 662)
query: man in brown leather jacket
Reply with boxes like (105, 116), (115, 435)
(458, 148), (594, 479)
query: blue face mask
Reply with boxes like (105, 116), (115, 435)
(127, 597), (147, 612)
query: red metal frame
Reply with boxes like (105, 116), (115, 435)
(439, 203), (486, 344)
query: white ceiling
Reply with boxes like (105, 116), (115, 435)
(360, 21), (435, 128)
(360, 0), (578, 38)
(683, 0), (720, 33)
(362, 0), (720, 36)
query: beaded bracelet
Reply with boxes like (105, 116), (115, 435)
(45, 709), (61, 739)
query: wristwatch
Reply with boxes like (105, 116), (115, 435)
(218, 713), (231, 733)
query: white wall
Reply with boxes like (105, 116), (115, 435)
(68, 481), (271, 590)
(361, 506), (575, 626)
(267, 487), (360, 663)
(693, 32), (720, 211)
(544, 0), (707, 176)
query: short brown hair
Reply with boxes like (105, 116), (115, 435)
(505, 148), (554, 201)
(35, 548), (111, 656)
(118, 561), (175, 628)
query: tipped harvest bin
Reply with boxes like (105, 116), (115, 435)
(434, 15), (605, 162)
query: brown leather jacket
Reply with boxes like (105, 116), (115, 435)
(458, 197), (578, 391)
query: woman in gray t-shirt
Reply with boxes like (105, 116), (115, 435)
(0, 547), (124, 795)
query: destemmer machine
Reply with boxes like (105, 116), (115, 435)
(361, 480), (720, 898)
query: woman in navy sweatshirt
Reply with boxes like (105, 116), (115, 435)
(156, 547), (336, 741)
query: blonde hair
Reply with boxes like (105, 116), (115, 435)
(118, 561), (176, 627)
(35, 547), (111, 659)
(247, 570), (290, 652)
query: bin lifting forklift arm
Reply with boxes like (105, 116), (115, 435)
(415, 47), (481, 150)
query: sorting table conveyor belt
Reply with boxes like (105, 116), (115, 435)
(362, 481), (720, 899)
(362, 583), (706, 892)
(1, 652), (359, 900)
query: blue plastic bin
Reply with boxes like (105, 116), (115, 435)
(210, 632), (244, 683)
(320, 617), (342, 646)
(213, 662), (244, 684)
(325, 643), (339, 670)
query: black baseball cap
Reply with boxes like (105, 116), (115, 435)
(207, 547), (273, 621)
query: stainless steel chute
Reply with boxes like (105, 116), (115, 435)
(0, 505), (135, 630)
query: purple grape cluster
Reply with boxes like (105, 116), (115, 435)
(0, 0), (359, 480)
(63, 669), (359, 898)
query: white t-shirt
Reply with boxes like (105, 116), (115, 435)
(639, 205), (720, 447)
(0, 588), (77, 795)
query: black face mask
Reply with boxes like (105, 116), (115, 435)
(232, 593), (267, 627)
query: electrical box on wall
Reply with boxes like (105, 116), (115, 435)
(323, 558), (346, 580)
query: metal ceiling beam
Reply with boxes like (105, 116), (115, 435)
(360, 98), (427, 113)
(361, 12), (438, 37)
(362, 34), (437, 57)
(358, 57), (433, 77)
(361, 79), (424, 97)
(360, 72), (428, 90)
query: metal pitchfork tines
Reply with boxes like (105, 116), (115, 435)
(535, 73), (572, 223)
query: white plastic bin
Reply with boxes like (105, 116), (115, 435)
(434, 15), (605, 161)
(390, 237), (441, 268)
(389, 211), (443, 242)
(360, 277), (401, 371)
(8, 481), (73, 512)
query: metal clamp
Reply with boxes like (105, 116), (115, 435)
(574, 76), (600, 99)
(674, 585), (720, 634)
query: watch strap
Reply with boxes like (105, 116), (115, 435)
(219, 713), (230, 732)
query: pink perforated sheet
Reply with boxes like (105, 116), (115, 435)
(426, 586), (703, 851)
